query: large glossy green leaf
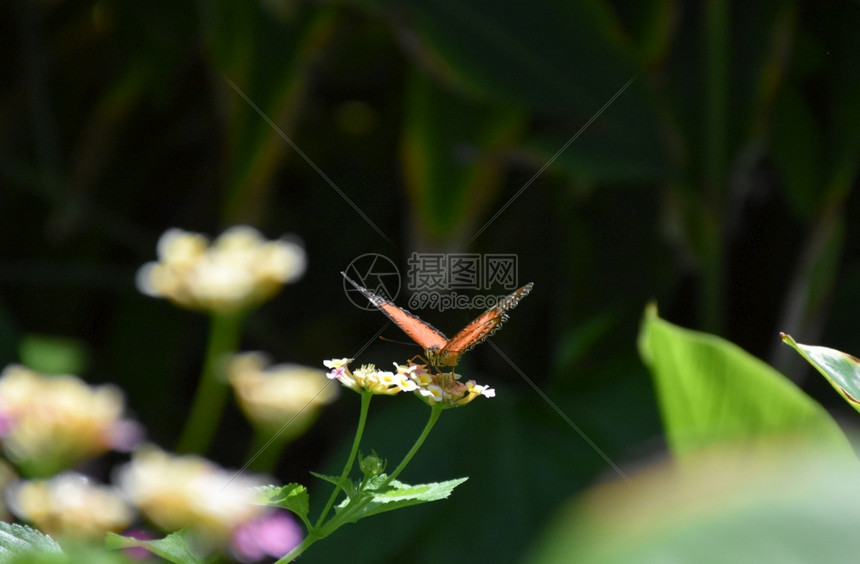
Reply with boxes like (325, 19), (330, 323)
(637, 304), (850, 459)
(781, 333), (860, 414)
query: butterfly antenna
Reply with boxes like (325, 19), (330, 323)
(379, 335), (421, 348)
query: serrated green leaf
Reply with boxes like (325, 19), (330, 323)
(0, 523), (62, 557)
(338, 477), (468, 521)
(781, 333), (860, 414)
(638, 304), (852, 459)
(308, 471), (341, 486)
(256, 483), (309, 523)
(104, 530), (204, 564)
(370, 477), (467, 504)
(309, 471), (359, 500)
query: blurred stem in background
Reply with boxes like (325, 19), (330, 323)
(176, 311), (245, 454)
(701, 0), (729, 333)
(245, 428), (285, 473)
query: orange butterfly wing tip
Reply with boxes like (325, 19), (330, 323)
(341, 271), (448, 350)
(442, 282), (534, 355)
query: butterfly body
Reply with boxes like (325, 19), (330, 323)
(342, 272), (533, 369)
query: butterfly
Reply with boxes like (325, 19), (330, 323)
(342, 272), (533, 370)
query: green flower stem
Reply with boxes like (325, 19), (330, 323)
(321, 403), (444, 531)
(176, 310), (245, 454)
(280, 392), (372, 563)
(315, 391), (373, 527)
(279, 401), (444, 563)
(385, 403), (443, 484)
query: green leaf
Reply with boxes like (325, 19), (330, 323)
(529, 444), (860, 564)
(18, 334), (89, 376)
(0, 522), (62, 557)
(308, 471), (344, 487)
(256, 483), (310, 523)
(309, 471), (359, 502)
(338, 476), (468, 522)
(104, 530), (204, 564)
(311, 472), (358, 497)
(781, 333), (860, 413)
(637, 304), (851, 459)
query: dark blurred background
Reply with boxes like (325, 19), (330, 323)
(1, 1), (858, 562)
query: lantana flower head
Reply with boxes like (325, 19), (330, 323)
(0, 365), (141, 475)
(136, 225), (306, 313)
(115, 446), (270, 543)
(324, 358), (494, 406)
(404, 364), (496, 407)
(229, 352), (339, 434)
(7, 473), (134, 540)
(324, 359), (417, 395)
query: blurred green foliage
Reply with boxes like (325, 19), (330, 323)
(1, 0), (857, 562)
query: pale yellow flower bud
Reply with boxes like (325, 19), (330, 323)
(229, 352), (338, 434)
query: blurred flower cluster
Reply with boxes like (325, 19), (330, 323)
(7, 473), (133, 540)
(0, 365), (141, 476)
(229, 352), (339, 434)
(136, 225), (306, 313)
(6, 446), (299, 560)
(0, 226), (320, 560)
(116, 447), (264, 541)
(324, 359), (495, 406)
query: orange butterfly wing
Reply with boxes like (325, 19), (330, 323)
(441, 282), (534, 357)
(342, 272), (448, 350)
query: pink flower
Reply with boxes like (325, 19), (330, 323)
(231, 511), (302, 562)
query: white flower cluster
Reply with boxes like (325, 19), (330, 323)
(324, 358), (495, 406)
(136, 225), (306, 313)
